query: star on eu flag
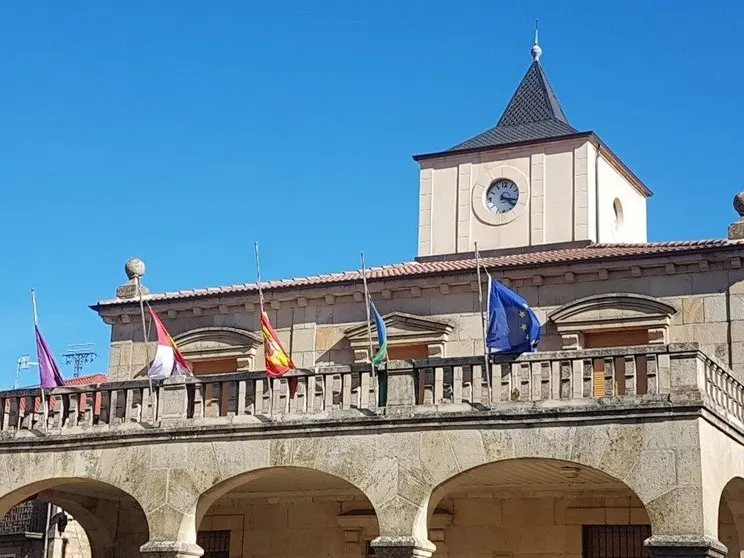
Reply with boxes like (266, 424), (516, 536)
(520, 323), (527, 331)
(518, 310), (526, 318)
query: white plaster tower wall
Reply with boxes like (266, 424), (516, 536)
(418, 138), (595, 257)
(595, 150), (648, 243)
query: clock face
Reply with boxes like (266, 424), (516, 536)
(485, 179), (519, 214)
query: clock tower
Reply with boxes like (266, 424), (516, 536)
(413, 37), (652, 259)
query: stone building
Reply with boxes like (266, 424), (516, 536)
(0, 501), (90, 558)
(1, 39), (744, 558)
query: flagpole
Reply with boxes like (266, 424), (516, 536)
(31, 289), (48, 430)
(474, 243), (492, 404)
(360, 252), (377, 407)
(255, 241), (273, 419)
(135, 277), (155, 413)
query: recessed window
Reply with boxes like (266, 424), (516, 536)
(583, 525), (651, 558)
(612, 198), (624, 233)
(485, 178), (520, 214)
(197, 530), (230, 558)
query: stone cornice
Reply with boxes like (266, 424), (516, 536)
(0, 396), (705, 453)
(93, 248), (744, 324)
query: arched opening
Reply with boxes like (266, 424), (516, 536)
(0, 499), (92, 557)
(613, 198), (625, 238)
(426, 458), (652, 558)
(0, 478), (149, 558)
(719, 477), (744, 558)
(196, 466), (378, 558)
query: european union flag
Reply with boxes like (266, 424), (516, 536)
(486, 277), (541, 354)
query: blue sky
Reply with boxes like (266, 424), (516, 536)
(0, 1), (741, 387)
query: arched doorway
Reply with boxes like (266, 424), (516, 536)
(719, 477), (744, 558)
(0, 499), (92, 558)
(196, 466), (379, 558)
(0, 478), (149, 558)
(426, 458), (653, 558)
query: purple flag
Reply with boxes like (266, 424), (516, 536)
(35, 325), (64, 388)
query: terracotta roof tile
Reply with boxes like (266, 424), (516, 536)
(21, 374), (108, 414)
(64, 374), (108, 386)
(93, 240), (743, 308)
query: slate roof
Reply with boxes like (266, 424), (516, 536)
(414, 60), (583, 160)
(93, 240), (743, 308)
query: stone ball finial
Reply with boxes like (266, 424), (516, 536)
(125, 258), (146, 280)
(531, 43), (542, 62)
(735, 193), (744, 218)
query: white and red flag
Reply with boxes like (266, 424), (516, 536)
(148, 308), (192, 379)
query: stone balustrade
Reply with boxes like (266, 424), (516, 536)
(0, 343), (740, 435)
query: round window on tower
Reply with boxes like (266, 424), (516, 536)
(612, 198), (624, 235)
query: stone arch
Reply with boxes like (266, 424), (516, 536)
(0, 477), (149, 558)
(548, 292), (677, 348)
(36, 489), (112, 556)
(173, 326), (261, 371)
(163, 437), (391, 548)
(422, 457), (652, 553)
(192, 466), (380, 557)
(719, 477), (744, 557)
(407, 422), (702, 542)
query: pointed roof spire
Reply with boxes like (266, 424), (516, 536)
(531, 19), (542, 61)
(439, 25), (579, 154)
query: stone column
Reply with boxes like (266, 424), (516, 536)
(645, 535), (727, 558)
(158, 376), (189, 424)
(140, 540), (203, 558)
(383, 370), (416, 414)
(370, 536), (435, 558)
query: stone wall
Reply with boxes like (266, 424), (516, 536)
(59, 516), (91, 558)
(201, 495), (373, 558)
(438, 494), (649, 558)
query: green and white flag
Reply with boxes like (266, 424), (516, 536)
(370, 301), (387, 365)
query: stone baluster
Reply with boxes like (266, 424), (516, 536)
(624, 355), (637, 396)
(360, 370), (371, 410)
(342, 372), (352, 410)
(454, 365), (464, 403)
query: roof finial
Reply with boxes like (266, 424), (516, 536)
(531, 19), (542, 62)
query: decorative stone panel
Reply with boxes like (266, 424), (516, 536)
(173, 327), (261, 370)
(549, 293), (677, 349)
(345, 312), (453, 362)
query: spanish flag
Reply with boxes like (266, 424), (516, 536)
(261, 311), (295, 377)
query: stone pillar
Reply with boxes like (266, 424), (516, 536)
(561, 332), (585, 350)
(383, 369), (416, 414)
(371, 536), (435, 558)
(645, 535), (727, 558)
(159, 376), (189, 424)
(648, 327), (668, 345)
(140, 541), (203, 558)
(427, 343), (444, 358)
(236, 356), (253, 372)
